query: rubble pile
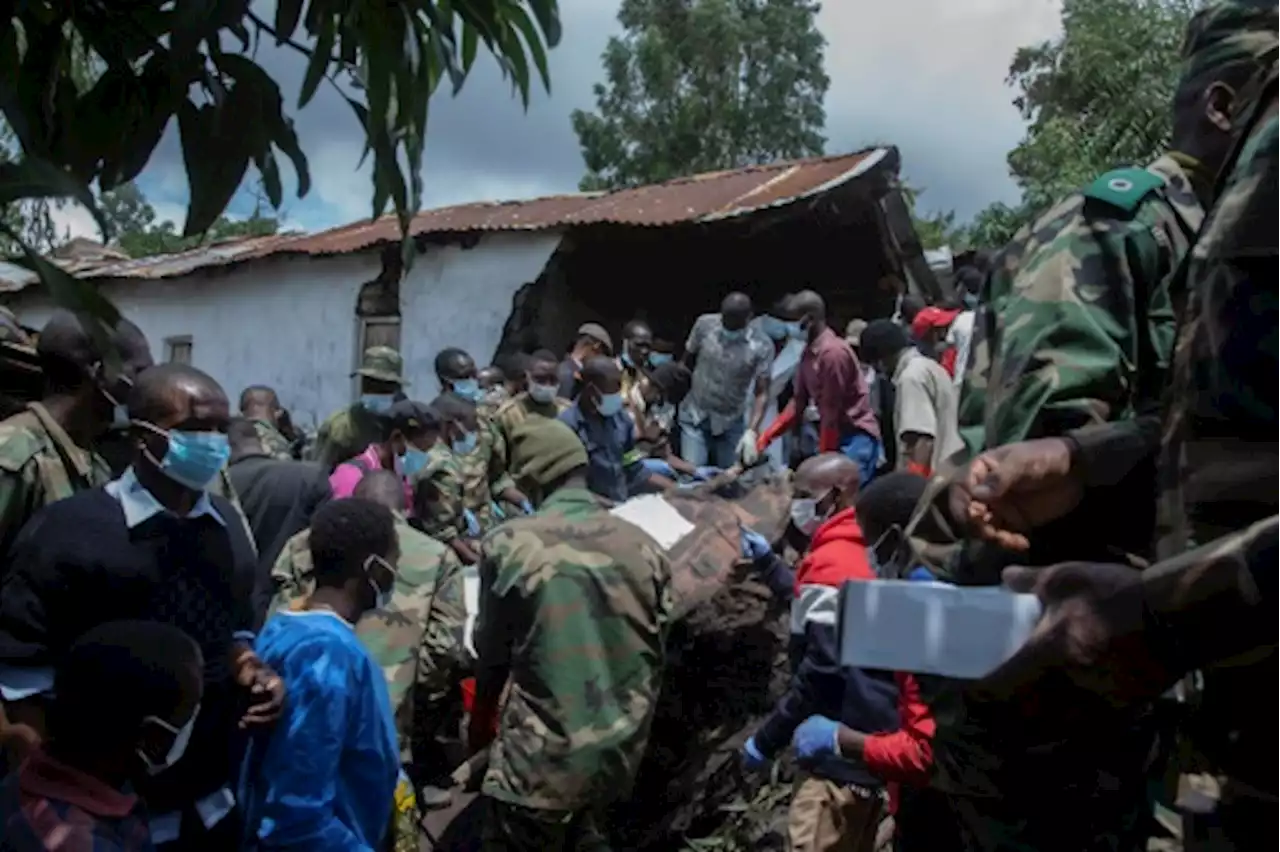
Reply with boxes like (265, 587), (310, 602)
(613, 577), (793, 850)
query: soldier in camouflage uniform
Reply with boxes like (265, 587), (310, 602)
(470, 418), (673, 851)
(238, 385), (294, 460)
(313, 346), (408, 471)
(435, 347), (533, 521)
(915, 9), (1278, 849)
(0, 311), (151, 566)
(412, 396), (482, 565)
(489, 351), (572, 507)
(271, 471), (468, 797)
(914, 6), (1278, 850)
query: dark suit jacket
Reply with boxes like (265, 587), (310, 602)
(227, 453), (331, 581)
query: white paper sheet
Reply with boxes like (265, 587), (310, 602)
(609, 494), (696, 551)
(462, 568), (480, 658)
(837, 580), (1043, 680)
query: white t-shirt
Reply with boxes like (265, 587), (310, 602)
(892, 349), (964, 473)
(945, 310), (976, 388)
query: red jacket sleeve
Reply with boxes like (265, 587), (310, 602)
(757, 400), (797, 452)
(861, 671), (935, 787)
(940, 346), (957, 378)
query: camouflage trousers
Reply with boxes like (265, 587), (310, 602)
(479, 797), (611, 852)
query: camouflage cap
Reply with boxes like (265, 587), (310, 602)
(1179, 1), (1278, 90)
(510, 418), (588, 486)
(353, 345), (408, 386)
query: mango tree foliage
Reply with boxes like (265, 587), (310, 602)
(0, 0), (560, 341)
(968, 0), (1199, 248)
(572, 0), (828, 190)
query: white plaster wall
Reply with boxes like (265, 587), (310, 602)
(10, 253), (379, 430)
(8, 230), (562, 428)
(399, 231), (563, 398)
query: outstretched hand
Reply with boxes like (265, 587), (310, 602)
(948, 437), (1084, 551)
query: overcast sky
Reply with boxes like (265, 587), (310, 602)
(56, 0), (1063, 241)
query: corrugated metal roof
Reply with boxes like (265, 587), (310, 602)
(287, 148), (887, 255)
(0, 148), (890, 293)
(0, 234), (303, 293)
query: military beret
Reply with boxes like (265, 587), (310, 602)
(510, 419), (588, 487)
(1179, 1), (1278, 91)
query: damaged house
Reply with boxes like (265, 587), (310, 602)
(0, 146), (934, 429)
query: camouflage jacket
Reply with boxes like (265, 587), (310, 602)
(253, 418), (294, 461)
(958, 154), (1204, 456)
(453, 402), (516, 532)
(313, 403), (382, 471)
(0, 403), (112, 562)
(1151, 56), (1277, 793)
(412, 444), (468, 544)
(270, 517), (469, 735)
(489, 391), (571, 506)
(474, 486), (674, 810)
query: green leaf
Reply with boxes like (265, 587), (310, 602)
(216, 54), (311, 198)
(299, 17), (335, 108)
(0, 157), (109, 239)
(274, 0), (304, 43)
(255, 150), (283, 209)
(508, 5), (551, 92)
(177, 101), (252, 237)
(460, 24), (479, 75)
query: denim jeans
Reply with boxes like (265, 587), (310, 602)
(680, 418), (745, 469)
(840, 431), (882, 489)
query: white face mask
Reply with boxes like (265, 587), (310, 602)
(138, 703), (200, 775)
(789, 490), (833, 536)
(365, 554), (397, 610)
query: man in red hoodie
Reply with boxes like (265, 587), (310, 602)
(740, 454), (924, 852)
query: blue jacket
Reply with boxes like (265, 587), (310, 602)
(238, 611), (399, 851)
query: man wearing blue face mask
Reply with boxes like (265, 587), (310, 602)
(0, 363), (285, 850)
(314, 347), (409, 472)
(434, 348), (532, 522)
(560, 357), (674, 502)
(0, 309), (153, 575)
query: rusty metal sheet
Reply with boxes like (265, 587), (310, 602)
(0, 150), (889, 294)
(274, 150), (884, 257)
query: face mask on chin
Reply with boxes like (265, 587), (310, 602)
(137, 703), (200, 776)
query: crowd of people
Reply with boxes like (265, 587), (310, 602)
(0, 2), (1273, 851)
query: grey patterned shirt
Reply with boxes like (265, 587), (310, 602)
(683, 313), (773, 432)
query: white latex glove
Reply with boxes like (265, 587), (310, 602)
(737, 429), (759, 466)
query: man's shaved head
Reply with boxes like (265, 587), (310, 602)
(791, 290), (826, 321)
(239, 385), (279, 413)
(794, 452), (861, 499)
(353, 468), (407, 513)
(37, 310), (152, 393)
(582, 355), (621, 388)
(720, 292), (753, 331)
(128, 363), (228, 429)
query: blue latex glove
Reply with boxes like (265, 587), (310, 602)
(793, 715), (842, 762)
(518, 499), (534, 515)
(740, 736), (769, 770)
(693, 465), (722, 481)
(740, 527), (772, 562)
(462, 509), (481, 538)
